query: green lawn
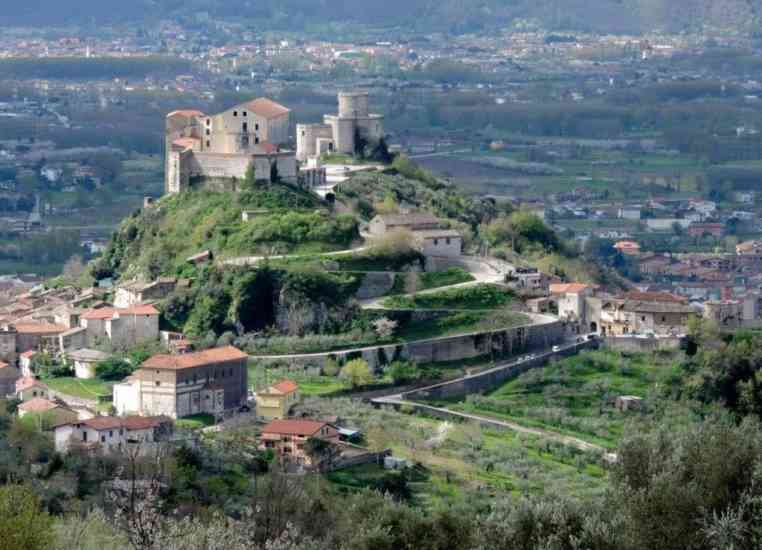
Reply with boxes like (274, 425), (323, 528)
(395, 310), (530, 341)
(176, 413), (216, 430)
(383, 284), (514, 310)
(44, 377), (114, 400)
(445, 350), (693, 449)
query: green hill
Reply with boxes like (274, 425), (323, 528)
(91, 182), (358, 281)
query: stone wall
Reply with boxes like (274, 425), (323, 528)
(353, 272), (396, 300)
(402, 340), (597, 402)
(602, 336), (684, 353)
(251, 315), (564, 372)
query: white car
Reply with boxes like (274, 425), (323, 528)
(552, 345), (561, 352)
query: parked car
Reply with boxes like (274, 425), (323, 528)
(552, 345), (561, 352)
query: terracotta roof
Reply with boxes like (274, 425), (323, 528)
(81, 305), (159, 321)
(16, 376), (48, 393)
(167, 109), (205, 118)
(258, 142), (278, 154)
(14, 322), (67, 334)
(65, 415), (170, 431)
(613, 241), (640, 249)
(549, 283), (591, 295)
(270, 380), (299, 394)
(141, 346), (248, 370)
(243, 98), (290, 119)
(262, 419), (327, 437)
(18, 397), (57, 413)
(376, 213), (440, 227)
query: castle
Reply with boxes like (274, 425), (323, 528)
(164, 91), (384, 195)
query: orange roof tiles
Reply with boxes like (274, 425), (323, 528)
(262, 419), (327, 437)
(271, 380), (299, 394)
(18, 397), (57, 413)
(81, 305), (159, 321)
(244, 98), (290, 119)
(16, 376), (47, 393)
(549, 283), (591, 295)
(14, 322), (67, 334)
(618, 291), (686, 303)
(141, 346), (248, 371)
(167, 109), (205, 118)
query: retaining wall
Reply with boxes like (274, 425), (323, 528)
(602, 336), (684, 353)
(402, 340), (597, 401)
(250, 315), (565, 372)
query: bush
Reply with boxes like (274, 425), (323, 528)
(95, 357), (134, 381)
(340, 359), (374, 389)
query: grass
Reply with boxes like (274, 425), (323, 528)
(382, 284), (514, 310)
(388, 268), (475, 296)
(248, 364), (347, 396)
(307, 398), (608, 501)
(395, 310), (530, 341)
(44, 377), (114, 400)
(444, 350), (692, 449)
(176, 413), (216, 430)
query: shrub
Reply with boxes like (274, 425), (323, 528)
(340, 359), (374, 389)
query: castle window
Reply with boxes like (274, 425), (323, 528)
(233, 111), (238, 117)
(242, 122), (248, 132)
(206, 119), (210, 126)
(206, 129), (210, 136)
(301, 131), (305, 136)
(446, 238), (451, 245)
(243, 111), (247, 117)
(255, 137), (259, 144)
(155, 381), (161, 386)
(206, 140), (210, 148)
(255, 123), (259, 131)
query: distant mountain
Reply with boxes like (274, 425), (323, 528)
(1, 0), (760, 35)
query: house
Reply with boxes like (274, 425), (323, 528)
(737, 240), (762, 256)
(613, 240), (641, 256)
(79, 305), (159, 350)
(113, 346), (248, 418)
(114, 278), (180, 308)
(368, 213), (442, 236)
(511, 267), (549, 292)
(68, 348), (109, 380)
(550, 283), (595, 327)
(255, 380), (301, 420)
(17, 397), (78, 426)
(597, 291), (697, 336)
(15, 376), (50, 401)
(12, 322), (68, 354)
(0, 361), (19, 397)
(54, 415), (172, 454)
(688, 223), (725, 238)
(18, 350), (36, 376)
(618, 207), (641, 220)
(187, 250), (212, 265)
(259, 419), (340, 467)
(639, 254), (672, 275)
(413, 229), (462, 258)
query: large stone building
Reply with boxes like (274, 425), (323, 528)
(113, 346), (249, 418)
(165, 98), (298, 194)
(297, 91), (384, 161)
(54, 415), (172, 454)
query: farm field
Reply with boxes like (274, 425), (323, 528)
(437, 350), (701, 449)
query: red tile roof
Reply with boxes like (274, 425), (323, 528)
(141, 346), (248, 370)
(549, 283), (591, 295)
(270, 380), (299, 394)
(262, 419), (327, 437)
(167, 109), (205, 118)
(14, 322), (67, 334)
(18, 397), (57, 413)
(244, 98), (290, 119)
(60, 415), (170, 431)
(81, 305), (159, 320)
(16, 376), (48, 393)
(258, 142), (278, 154)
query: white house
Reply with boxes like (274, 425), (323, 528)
(414, 229), (462, 258)
(53, 415), (172, 454)
(68, 348), (110, 380)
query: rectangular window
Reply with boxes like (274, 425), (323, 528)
(155, 381), (161, 386)
(242, 122), (248, 132)
(206, 140), (210, 148)
(255, 137), (259, 144)
(233, 111), (238, 117)
(101, 435), (106, 443)
(206, 119), (210, 126)
(243, 111), (247, 117)
(206, 129), (210, 136)
(255, 123), (259, 131)
(109, 431), (113, 437)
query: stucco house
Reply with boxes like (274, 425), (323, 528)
(54, 415), (172, 454)
(18, 397), (78, 427)
(113, 346), (249, 418)
(369, 213), (442, 236)
(259, 419), (340, 467)
(114, 278), (180, 308)
(68, 348), (110, 379)
(597, 291), (697, 336)
(0, 361), (19, 397)
(15, 376), (50, 402)
(255, 380), (300, 420)
(413, 229), (462, 258)
(78, 305), (160, 350)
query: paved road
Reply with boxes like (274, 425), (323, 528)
(222, 246), (369, 267)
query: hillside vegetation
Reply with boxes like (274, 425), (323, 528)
(92, 182), (357, 281)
